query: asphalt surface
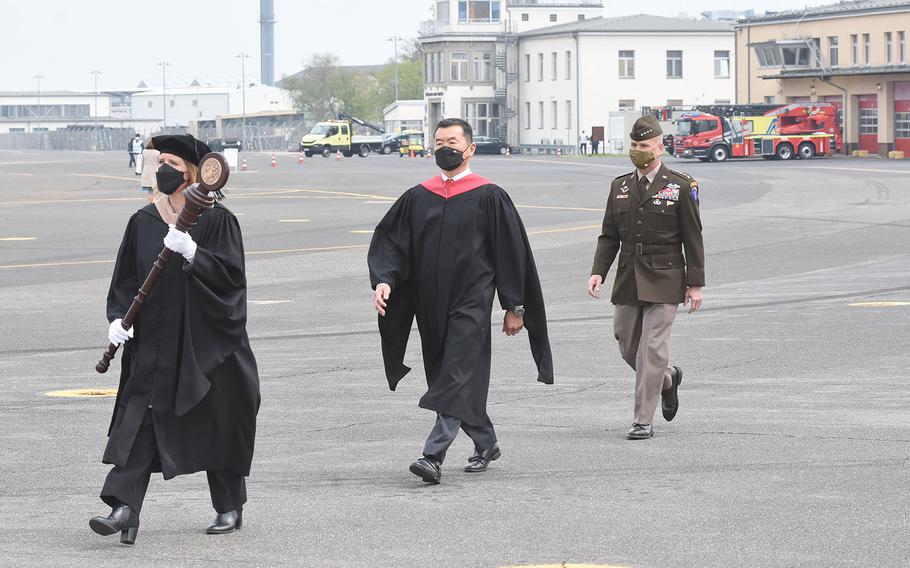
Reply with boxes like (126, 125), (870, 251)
(0, 149), (908, 567)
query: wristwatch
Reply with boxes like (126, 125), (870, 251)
(509, 305), (525, 316)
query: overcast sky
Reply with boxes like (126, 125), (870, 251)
(2, 0), (830, 92)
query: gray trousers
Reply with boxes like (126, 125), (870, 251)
(423, 413), (497, 463)
(613, 303), (678, 425)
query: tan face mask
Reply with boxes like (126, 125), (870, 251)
(629, 149), (656, 169)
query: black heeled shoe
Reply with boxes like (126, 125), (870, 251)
(90, 505), (140, 545)
(206, 508), (242, 534)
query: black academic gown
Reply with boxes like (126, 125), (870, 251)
(103, 202), (260, 479)
(368, 174), (553, 427)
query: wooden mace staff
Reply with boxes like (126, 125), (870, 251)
(96, 152), (230, 373)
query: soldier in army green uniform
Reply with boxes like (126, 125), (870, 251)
(586, 115), (705, 440)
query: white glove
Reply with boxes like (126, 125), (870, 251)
(108, 319), (134, 346)
(163, 225), (197, 262)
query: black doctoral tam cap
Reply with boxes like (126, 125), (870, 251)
(630, 115), (663, 141)
(151, 134), (212, 166)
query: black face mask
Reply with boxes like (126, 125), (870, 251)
(156, 163), (186, 195)
(435, 145), (469, 171)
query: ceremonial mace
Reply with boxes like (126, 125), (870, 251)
(96, 152), (230, 373)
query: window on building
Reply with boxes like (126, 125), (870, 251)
(666, 50), (683, 78)
(425, 53), (431, 82)
(552, 101), (558, 129)
(863, 33), (871, 65)
(538, 53), (544, 81)
(618, 99), (635, 111)
(859, 107), (878, 133)
(828, 36), (839, 67)
(763, 95), (775, 104)
(451, 52), (468, 81)
(436, 1), (449, 23)
(538, 101), (544, 128)
(551, 52), (558, 80)
(549, 14), (557, 22)
(896, 109), (910, 137)
(521, 13), (529, 21)
(754, 43), (782, 67)
(713, 50), (730, 77)
(147, 101), (153, 108)
(169, 100), (175, 107)
(781, 44), (811, 66)
(525, 54), (531, 81)
(901, 31), (906, 63)
(566, 100), (572, 129)
(851, 34), (859, 65)
(578, 14), (585, 20)
(192, 99), (198, 107)
(464, 101), (498, 136)
(886, 32), (893, 64)
(618, 50), (635, 78)
(474, 53), (492, 81)
(566, 51), (572, 79)
(458, 1), (500, 23)
(525, 101), (531, 129)
(435, 53), (442, 82)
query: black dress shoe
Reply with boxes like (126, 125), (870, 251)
(206, 508), (242, 534)
(409, 456), (442, 484)
(463, 443), (502, 473)
(627, 423), (654, 440)
(89, 505), (140, 544)
(662, 366), (683, 422)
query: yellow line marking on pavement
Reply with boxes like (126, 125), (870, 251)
(278, 219), (311, 223)
(0, 237), (36, 241)
(46, 388), (118, 398)
(849, 301), (910, 307)
(803, 166), (910, 174)
(528, 224), (601, 235)
(511, 158), (629, 169)
(0, 196), (143, 207)
(74, 173), (139, 182)
(246, 244), (370, 256)
(0, 172), (32, 176)
(0, 258), (114, 269)
(351, 230), (374, 234)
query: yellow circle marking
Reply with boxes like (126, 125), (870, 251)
(278, 219), (311, 223)
(46, 388), (118, 398)
(351, 230), (374, 234)
(849, 301), (910, 307)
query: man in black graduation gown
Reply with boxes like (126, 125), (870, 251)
(90, 135), (260, 543)
(368, 118), (553, 484)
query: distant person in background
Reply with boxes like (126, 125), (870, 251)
(592, 136), (600, 155)
(128, 134), (144, 174)
(139, 138), (159, 203)
(578, 130), (588, 156)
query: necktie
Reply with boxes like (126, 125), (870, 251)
(637, 175), (650, 201)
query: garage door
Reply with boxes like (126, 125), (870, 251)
(895, 82), (910, 153)
(859, 94), (878, 154)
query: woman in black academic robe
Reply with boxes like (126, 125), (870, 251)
(90, 135), (260, 544)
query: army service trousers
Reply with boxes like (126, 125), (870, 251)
(613, 303), (678, 425)
(423, 413), (497, 463)
(100, 409), (247, 514)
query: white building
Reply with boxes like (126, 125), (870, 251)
(516, 14), (735, 151)
(0, 90), (159, 134)
(130, 84), (293, 127)
(419, 0), (604, 145)
(383, 100), (427, 133)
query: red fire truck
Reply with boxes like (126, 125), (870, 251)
(669, 103), (842, 162)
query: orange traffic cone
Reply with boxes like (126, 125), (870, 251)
(298, 152), (304, 165)
(505, 146), (511, 159)
(409, 148), (415, 158)
(270, 153), (277, 167)
(241, 157), (248, 171)
(335, 149), (342, 161)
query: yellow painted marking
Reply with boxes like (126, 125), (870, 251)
(351, 230), (374, 234)
(849, 301), (910, 307)
(0, 237), (36, 241)
(0, 259), (114, 270)
(245, 244), (369, 256)
(278, 219), (311, 223)
(46, 388), (118, 398)
(528, 224), (601, 235)
(73, 173), (139, 182)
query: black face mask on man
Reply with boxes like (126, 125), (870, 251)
(435, 145), (470, 171)
(156, 163), (186, 195)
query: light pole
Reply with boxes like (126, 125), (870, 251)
(386, 36), (401, 101)
(158, 61), (171, 131)
(90, 69), (102, 149)
(33, 73), (45, 139)
(236, 52), (249, 149)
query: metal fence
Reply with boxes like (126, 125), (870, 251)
(0, 126), (186, 151)
(195, 123), (310, 153)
